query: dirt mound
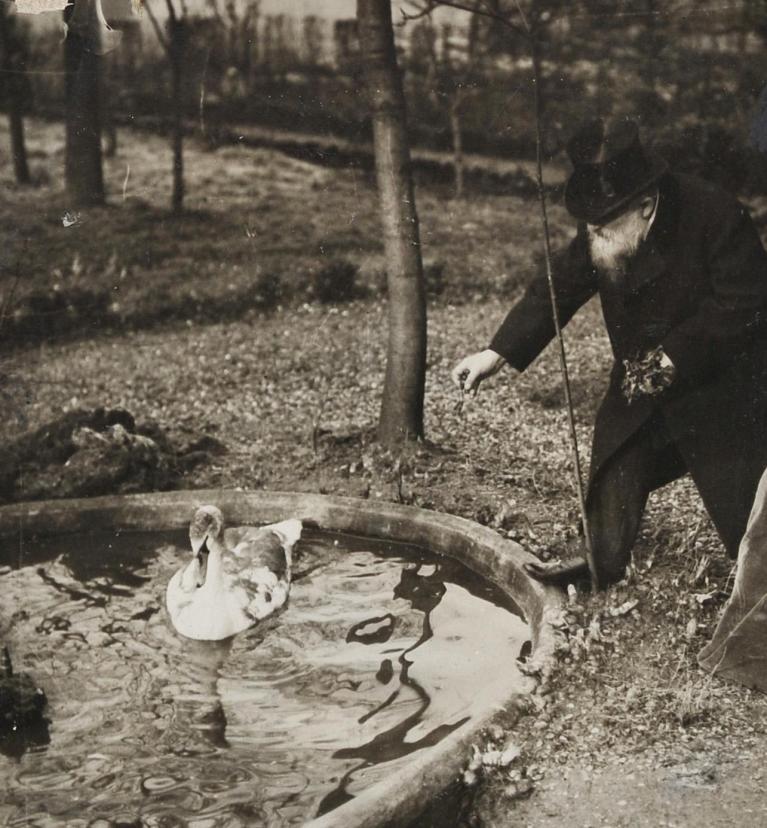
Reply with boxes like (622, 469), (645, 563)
(0, 408), (226, 503)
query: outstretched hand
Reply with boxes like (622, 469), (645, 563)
(451, 349), (507, 395)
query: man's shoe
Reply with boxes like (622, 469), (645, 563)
(523, 557), (590, 587)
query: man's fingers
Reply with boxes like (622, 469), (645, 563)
(464, 368), (480, 393)
(451, 361), (469, 388)
(453, 352), (499, 393)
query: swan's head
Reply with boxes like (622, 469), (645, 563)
(189, 505), (224, 555)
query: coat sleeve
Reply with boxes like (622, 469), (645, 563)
(489, 227), (598, 371)
(661, 200), (767, 383)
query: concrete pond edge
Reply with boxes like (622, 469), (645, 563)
(0, 489), (566, 828)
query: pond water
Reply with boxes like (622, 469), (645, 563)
(0, 526), (530, 826)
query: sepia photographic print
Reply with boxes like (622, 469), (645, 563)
(3, 0), (767, 825)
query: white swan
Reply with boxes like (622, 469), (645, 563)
(166, 506), (302, 641)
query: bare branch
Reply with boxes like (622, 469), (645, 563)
(205, 0), (225, 24)
(569, 1), (723, 22)
(403, 0), (525, 36)
(511, 0), (530, 35)
(400, 1), (439, 25)
(225, 0), (238, 26)
(143, 0), (170, 52)
(164, 0), (177, 24)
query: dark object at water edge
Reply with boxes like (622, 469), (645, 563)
(0, 645), (50, 759)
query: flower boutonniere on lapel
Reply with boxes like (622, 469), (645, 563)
(622, 346), (676, 403)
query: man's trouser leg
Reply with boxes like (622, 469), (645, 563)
(587, 415), (686, 586)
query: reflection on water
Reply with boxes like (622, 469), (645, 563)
(0, 528), (530, 825)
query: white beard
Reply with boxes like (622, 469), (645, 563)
(587, 209), (648, 283)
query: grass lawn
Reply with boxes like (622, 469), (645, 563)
(4, 117), (767, 826)
(0, 117), (570, 331)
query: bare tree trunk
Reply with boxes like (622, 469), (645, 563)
(273, 14), (286, 82)
(169, 21), (185, 213)
(64, 3), (105, 207)
(449, 97), (464, 199)
(358, 0), (426, 445)
(102, 117), (117, 158)
(644, 0), (658, 95)
(0, 6), (31, 186)
(8, 106), (31, 185)
(242, 4), (257, 91)
(698, 50), (712, 122)
(101, 54), (117, 158)
(262, 15), (273, 78)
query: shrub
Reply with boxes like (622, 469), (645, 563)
(423, 260), (446, 296)
(372, 261), (446, 298)
(3, 286), (110, 343)
(253, 271), (281, 310)
(307, 258), (358, 304)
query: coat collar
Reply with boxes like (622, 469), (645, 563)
(622, 173), (679, 294)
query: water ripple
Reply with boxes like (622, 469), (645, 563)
(2, 529), (529, 825)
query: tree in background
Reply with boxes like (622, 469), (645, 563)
(407, 7), (486, 197)
(145, 0), (190, 212)
(333, 18), (359, 73)
(236, 0), (260, 90)
(263, 14), (298, 82)
(357, 0), (427, 446)
(0, 2), (31, 186)
(302, 15), (325, 68)
(63, 0), (120, 206)
(405, 0), (570, 160)
(206, 0), (260, 93)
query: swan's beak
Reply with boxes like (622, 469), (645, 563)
(191, 534), (206, 556)
(192, 537), (210, 587)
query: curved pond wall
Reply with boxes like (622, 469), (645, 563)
(0, 490), (563, 828)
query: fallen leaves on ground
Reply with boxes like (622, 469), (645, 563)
(5, 119), (767, 826)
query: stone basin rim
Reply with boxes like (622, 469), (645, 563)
(0, 489), (564, 828)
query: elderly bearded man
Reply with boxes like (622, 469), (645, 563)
(452, 118), (767, 588)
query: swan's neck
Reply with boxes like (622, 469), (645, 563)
(202, 535), (227, 588)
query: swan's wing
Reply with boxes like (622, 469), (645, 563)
(224, 520), (302, 551)
(223, 528), (289, 579)
(222, 525), (256, 549)
(172, 559), (202, 594)
(263, 519), (302, 548)
(166, 566), (198, 618)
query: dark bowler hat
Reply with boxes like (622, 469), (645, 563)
(564, 118), (668, 225)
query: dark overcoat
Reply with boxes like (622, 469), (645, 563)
(489, 172), (767, 555)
